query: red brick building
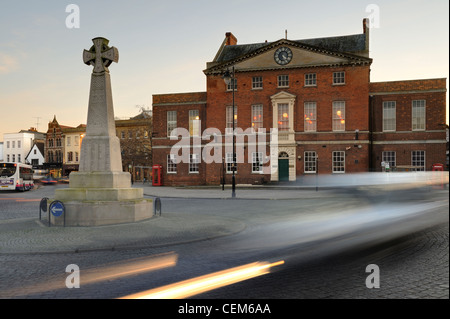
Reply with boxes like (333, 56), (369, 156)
(369, 78), (447, 172)
(152, 19), (447, 186)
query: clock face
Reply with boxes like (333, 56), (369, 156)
(274, 47), (293, 65)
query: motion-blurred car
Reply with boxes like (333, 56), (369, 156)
(40, 176), (58, 185)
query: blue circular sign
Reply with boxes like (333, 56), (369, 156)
(50, 201), (65, 217)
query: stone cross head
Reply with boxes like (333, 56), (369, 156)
(83, 37), (119, 74)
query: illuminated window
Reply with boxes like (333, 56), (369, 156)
(278, 103), (289, 131)
(332, 101), (345, 131)
(226, 106), (237, 131)
(304, 102), (317, 132)
(251, 105), (263, 130)
(189, 110), (200, 136)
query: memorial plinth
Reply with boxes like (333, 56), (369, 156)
(54, 37), (153, 226)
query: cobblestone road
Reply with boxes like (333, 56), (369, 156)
(0, 183), (448, 300)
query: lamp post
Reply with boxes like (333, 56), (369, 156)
(223, 66), (236, 198)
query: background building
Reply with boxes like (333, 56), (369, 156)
(116, 111), (153, 182)
(62, 124), (86, 176)
(44, 116), (67, 177)
(43, 111), (153, 180)
(25, 142), (45, 167)
(2, 128), (44, 164)
(369, 79), (447, 172)
(152, 19), (447, 186)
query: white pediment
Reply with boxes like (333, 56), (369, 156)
(234, 45), (350, 71)
(271, 91), (296, 101)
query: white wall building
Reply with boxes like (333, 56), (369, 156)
(3, 130), (44, 164)
(25, 142), (45, 167)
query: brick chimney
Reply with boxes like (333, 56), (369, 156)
(225, 32), (237, 46)
(363, 18), (370, 55)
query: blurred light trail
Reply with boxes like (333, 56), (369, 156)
(1, 252), (178, 297)
(83, 252), (178, 285)
(120, 260), (285, 299)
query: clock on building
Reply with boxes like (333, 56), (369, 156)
(274, 47), (293, 65)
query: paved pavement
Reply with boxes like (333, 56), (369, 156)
(0, 183), (341, 255)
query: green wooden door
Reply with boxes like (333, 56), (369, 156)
(278, 159), (289, 181)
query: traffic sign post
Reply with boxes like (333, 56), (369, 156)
(49, 200), (66, 227)
(39, 197), (49, 221)
(154, 197), (161, 216)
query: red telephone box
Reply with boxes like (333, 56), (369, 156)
(152, 165), (163, 186)
(431, 163), (445, 189)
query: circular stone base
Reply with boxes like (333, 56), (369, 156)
(51, 199), (153, 227)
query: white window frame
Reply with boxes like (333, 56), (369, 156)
(167, 154), (177, 173)
(412, 100), (426, 131)
(411, 150), (425, 171)
(305, 73), (317, 86)
(167, 111), (177, 137)
(252, 76), (263, 89)
(226, 78), (237, 91)
(277, 75), (289, 88)
(226, 105), (237, 133)
(304, 102), (317, 132)
(189, 110), (200, 137)
(304, 151), (317, 173)
(189, 154), (199, 173)
(332, 151), (345, 173)
(382, 151), (396, 169)
(383, 101), (396, 132)
(333, 71), (345, 85)
(332, 101), (346, 131)
(225, 152), (236, 174)
(251, 104), (263, 131)
(277, 103), (289, 131)
(252, 152), (263, 173)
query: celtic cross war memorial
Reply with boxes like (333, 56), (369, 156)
(54, 37), (153, 226)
